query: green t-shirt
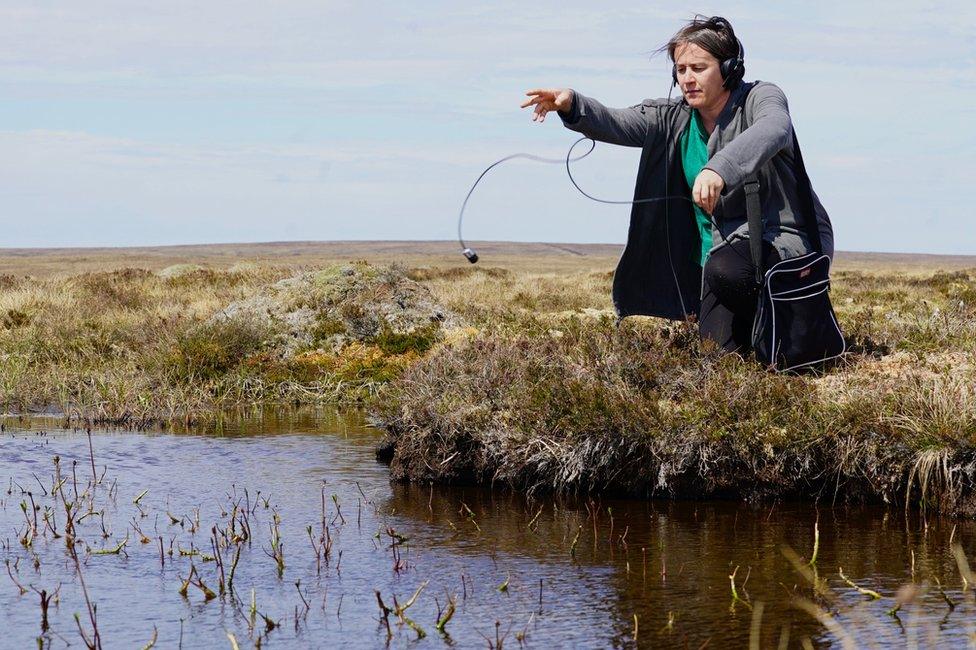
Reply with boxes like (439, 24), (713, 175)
(679, 109), (714, 266)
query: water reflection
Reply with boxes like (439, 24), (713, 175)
(384, 473), (976, 647)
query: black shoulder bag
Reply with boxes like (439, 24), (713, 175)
(746, 132), (846, 372)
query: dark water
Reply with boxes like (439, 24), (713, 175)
(1, 410), (974, 648)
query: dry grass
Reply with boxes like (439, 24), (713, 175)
(374, 259), (976, 514)
(0, 241), (624, 278)
(0, 262), (440, 425)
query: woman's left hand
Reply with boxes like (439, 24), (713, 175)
(693, 169), (725, 215)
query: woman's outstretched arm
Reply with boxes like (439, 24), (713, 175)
(521, 88), (649, 148)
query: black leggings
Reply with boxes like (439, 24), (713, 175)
(699, 238), (781, 354)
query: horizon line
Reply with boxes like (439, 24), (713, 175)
(0, 239), (973, 259)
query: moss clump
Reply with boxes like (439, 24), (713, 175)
(214, 261), (460, 359)
(310, 316), (347, 344)
(291, 344), (419, 386)
(372, 324), (440, 355)
(158, 264), (205, 279)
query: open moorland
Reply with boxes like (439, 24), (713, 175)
(1, 241), (975, 513)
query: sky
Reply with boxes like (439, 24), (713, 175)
(0, 1), (973, 254)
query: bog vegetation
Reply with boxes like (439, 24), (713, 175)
(1, 252), (974, 511)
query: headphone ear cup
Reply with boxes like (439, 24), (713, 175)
(671, 64), (678, 86)
(720, 58), (743, 89)
(720, 59), (732, 84)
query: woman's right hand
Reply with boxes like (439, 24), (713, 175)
(520, 88), (574, 122)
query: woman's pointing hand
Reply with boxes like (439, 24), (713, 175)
(520, 88), (574, 122)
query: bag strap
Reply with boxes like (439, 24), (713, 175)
(744, 176), (763, 284)
(788, 131), (824, 257)
(740, 84), (767, 285)
(741, 132), (824, 285)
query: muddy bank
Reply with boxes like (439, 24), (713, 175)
(372, 317), (976, 515)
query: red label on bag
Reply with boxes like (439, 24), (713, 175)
(799, 269), (811, 278)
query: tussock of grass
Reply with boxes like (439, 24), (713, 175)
(167, 318), (270, 381)
(374, 316), (976, 512)
(374, 268), (976, 513)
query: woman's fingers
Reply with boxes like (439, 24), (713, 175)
(522, 88), (571, 122)
(521, 89), (555, 107)
(692, 169), (725, 214)
(521, 90), (549, 105)
(524, 91), (557, 122)
(693, 181), (715, 213)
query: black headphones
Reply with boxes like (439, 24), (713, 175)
(671, 16), (745, 90)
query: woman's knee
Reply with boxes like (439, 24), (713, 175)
(703, 246), (754, 302)
(703, 240), (782, 303)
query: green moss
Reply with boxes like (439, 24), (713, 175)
(372, 323), (440, 355)
(311, 316), (347, 343)
(336, 358), (403, 384)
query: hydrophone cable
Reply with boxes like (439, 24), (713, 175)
(457, 137), (696, 263)
(457, 143), (596, 259)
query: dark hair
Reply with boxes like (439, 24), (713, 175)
(660, 15), (740, 64)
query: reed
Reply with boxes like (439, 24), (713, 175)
(435, 592), (457, 634)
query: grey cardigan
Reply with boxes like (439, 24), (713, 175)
(559, 80), (834, 320)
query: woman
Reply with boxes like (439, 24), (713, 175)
(520, 15), (834, 354)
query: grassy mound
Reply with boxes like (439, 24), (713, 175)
(0, 261), (460, 424)
(374, 268), (976, 514)
(214, 261), (460, 358)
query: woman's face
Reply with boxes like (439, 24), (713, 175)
(673, 42), (728, 111)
